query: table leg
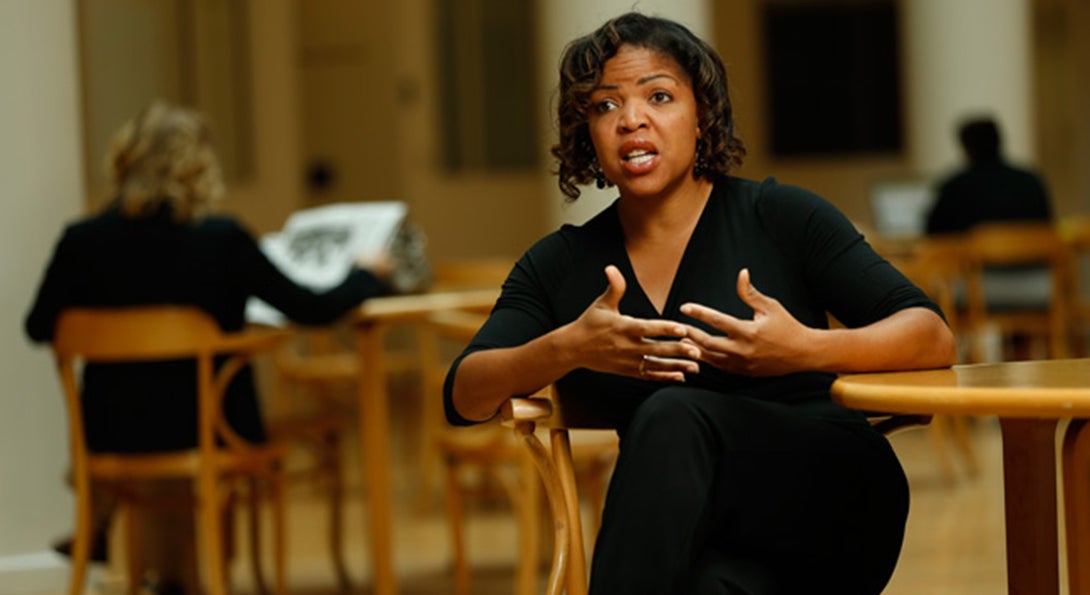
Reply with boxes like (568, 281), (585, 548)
(358, 323), (397, 595)
(999, 418), (1060, 595)
(1063, 418), (1090, 595)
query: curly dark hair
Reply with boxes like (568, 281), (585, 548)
(551, 12), (746, 200)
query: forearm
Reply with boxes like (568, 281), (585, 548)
(807, 307), (956, 374)
(450, 324), (580, 423)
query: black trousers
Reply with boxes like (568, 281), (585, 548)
(588, 387), (909, 595)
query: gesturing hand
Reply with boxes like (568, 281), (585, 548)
(679, 268), (815, 376)
(569, 265), (700, 381)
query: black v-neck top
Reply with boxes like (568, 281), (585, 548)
(444, 176), (941, 426)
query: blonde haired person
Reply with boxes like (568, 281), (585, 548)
(26, 101), (390, 593)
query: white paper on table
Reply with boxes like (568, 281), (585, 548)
(245, 201), (408, 326)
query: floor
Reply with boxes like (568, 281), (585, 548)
(77, 409), (1036, 595)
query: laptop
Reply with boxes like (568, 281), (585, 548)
(868, 178), (935, 239)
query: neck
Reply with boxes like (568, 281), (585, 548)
(617, 176), (714, 242)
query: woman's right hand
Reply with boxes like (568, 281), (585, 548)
(563, 265), (700, 381)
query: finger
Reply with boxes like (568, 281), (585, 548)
(635, 318), (689, 340)
(597, 264), (627, 310)
(735, 268), (768, 311)
(678, 325), (732, 353)
(640, 354), (700, 379)
(678, 336), (733, 366)
(679, 302), (744, 335)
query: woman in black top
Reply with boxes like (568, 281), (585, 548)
(444, 13), (956, 595)
(26, 101), (388, 592)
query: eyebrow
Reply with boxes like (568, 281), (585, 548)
(594, 73), (679, 91)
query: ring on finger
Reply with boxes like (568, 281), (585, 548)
(638, 355), (649, 376)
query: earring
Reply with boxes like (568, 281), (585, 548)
(693, 138), (708, 178)
(693, 158), (707, 178)
(593, 163), (609, 189)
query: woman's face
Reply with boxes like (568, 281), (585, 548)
(587, 45), (701, 201)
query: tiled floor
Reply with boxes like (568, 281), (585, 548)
(77, 410), (1020, 594)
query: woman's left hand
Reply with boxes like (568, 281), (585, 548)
(679, 268), (816, 376)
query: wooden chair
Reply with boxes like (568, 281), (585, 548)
(425, 310), (618, 595)
(52, 306), (290, 595)
(963, 221), (1070, 363)
(887, 235), (979, 479)
(1059, 215), (1090, 355)
(265, 325), (358, 591)
(413, 258), (517, 506)
(501, 391), (930, 595)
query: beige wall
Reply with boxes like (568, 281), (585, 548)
(221, 1), (304, 234)
(1, 1), (83, 589)
(1034, 0), (1090, 216)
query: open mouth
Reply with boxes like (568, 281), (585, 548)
(624, 149), (657, 165)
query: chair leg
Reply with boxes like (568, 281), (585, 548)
(949, 415), (980, 477)
(271, 470), (288, 595)
(322, 429), (352, 593)
(443, 457), (471, 595)
(509, 452), (540, 595)
(927, 415), (958, 483)
(199, 474), (229, 595)
(550, 430), (587, 595)
(514, 422), (570, 595)
(1063, 419), (1090, 595)
(247, 479), (269, 595)
(123, 502), (142, 595)
(69, 482), (93, 595)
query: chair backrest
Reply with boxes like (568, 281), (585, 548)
(962, 222), (1069, 360)
(967, 221), (1067, 266)
(53, 306), (284, 458)
(53, 306), (222, 362)
(431, 257), (515, 292)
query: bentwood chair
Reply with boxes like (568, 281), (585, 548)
(266, 324), (361, 592)
(426, 310), (618, 595)
(887, 235), (980, 480)
(52, 306), (290, 595)
(502, 390), (930, 595)
(1059, 215), (1090, 355)
(414, 257), (519, 503)
(963, 221), (1070, 363)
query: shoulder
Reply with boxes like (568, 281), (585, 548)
(192, 214), (261, 248)
(719, 175), (846, 228)
(195, 214), (251, 236)
(522, 202), (618, 269)
(54, 206), (125, 247)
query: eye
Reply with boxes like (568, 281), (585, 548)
(649, 91), (673, 104)
(594, 99), (618, 114)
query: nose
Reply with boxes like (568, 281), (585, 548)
(619, 102), (648, 131)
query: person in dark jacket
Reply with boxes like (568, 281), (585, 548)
(926, 117), (1052, 235)
(25, 101), (389, 593)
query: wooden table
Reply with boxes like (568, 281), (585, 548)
(831, 358), (1090, 595)
(349, 289), (498, 595)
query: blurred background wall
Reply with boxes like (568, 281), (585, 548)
(4, 0), (1090, 590)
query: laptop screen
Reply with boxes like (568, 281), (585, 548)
(869, 179), (935, 239)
